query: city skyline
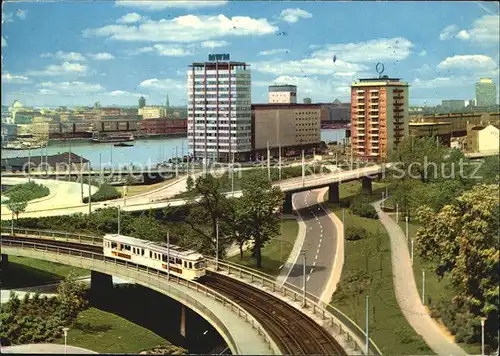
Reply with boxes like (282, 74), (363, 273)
(1, 1), (499, 107)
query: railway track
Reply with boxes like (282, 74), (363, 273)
(2, 235), (346, 355)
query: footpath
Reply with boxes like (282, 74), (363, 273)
(373, 200), (468, 356)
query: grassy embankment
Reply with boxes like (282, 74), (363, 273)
(227, 219), (299, 276)
(115, 180), (172, 197)
(326, 181), (433, 355)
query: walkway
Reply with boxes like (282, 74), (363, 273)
(1, 344), (98, 354)
(372, 200), (468, 356)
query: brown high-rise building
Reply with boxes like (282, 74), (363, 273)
(350, 76), (409, 161)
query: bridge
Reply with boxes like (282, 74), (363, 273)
(1, 164), (387, 219)
(1, 227), (382, 355)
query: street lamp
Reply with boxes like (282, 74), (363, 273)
(421, 269), (426, 305)
(117, 206), (121, 235)
(301, 250), (306, 308)
(405, 216), (409, 245)
(365, 295), (370, 355)
(62, 327), (70, 354)
(481, 317), (487, 356)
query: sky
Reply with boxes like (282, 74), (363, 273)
(1, 0), (499, 107)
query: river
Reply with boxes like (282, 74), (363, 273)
(1, 129), (346, 169)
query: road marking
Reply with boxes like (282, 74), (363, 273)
(315, 253), (319, 260)
(313, 260), (317, 266)
(307, 275), (311, 282)
(319, 238), (322, 244)
(309, 268), (314, 274)
(317, 247), (320, 254)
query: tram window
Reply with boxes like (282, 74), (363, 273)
(194, 261), (205, 269)
(111, 242), (117, 249)
(176, 258), (182, 265)
(132, 248), (136, 254)
(124, 245), (131, 251)
(149, 251), (152, 258)
(189, 262), (193, 269)
(141, 249), (145, 256)
(183, 261), (187, 268)
(162, 254), (168, 262)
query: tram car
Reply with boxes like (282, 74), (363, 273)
(103, 234), (206, 280)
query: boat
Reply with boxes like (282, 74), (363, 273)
(1, 140), (47, 150)
(114, 142), (134, 147)
(91, 132), (135, 143)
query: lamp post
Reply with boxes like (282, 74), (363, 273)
(117, 206), (121, 235)
(301, 149), (305, 187)
(267, 141), (271, 181)
(480, 317), (486, 356)
(405, 216), (409, 245)
(365, 295), (370, 355)
(62, 327), (70, 354)
(301, 250), (306, 308)
(88, 177), (92, 214)
(167, 231), (170, 281)
(421, 269), (426, 305)
(278, 143), (282, 181)
(80, 155), (84, 203)
(411, 239), (414, 265)
(216, 220), (219, 271)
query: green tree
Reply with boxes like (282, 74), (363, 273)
(186, 175), (194, 192)
(237, 171), (284, 268)
(56, 271), (88, 325)
(416, 184), (499, 346)
(6, 190), (29, 220)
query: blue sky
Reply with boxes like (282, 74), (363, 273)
(1, 1), (499, 107)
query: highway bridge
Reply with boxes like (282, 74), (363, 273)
(1, 227), (382, 355)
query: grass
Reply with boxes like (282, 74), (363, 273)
(115, 180), (172, 197)
(4, 181), (50, 202)
(54, 307), (183, 354)
(2, 256), (88, 289)
(390, 215), (482, 355)
(327, 193), (433, 355)
(227, 219), (299, 276)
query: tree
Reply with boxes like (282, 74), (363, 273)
(416, 184), (499, 346)
(6, 190), (29, 222)
(186, 175), (194, 192)
(236, 171), (284, 268)
(56, 271), (88, 325)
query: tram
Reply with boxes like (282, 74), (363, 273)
(103, 234), (206, 280)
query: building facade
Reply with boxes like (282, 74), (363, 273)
(467, 124), (499, 153)
(351, 77), (409, 161)
(138, 118), (187, 136)
(441, 100), (466, 111)
(268, 85), (297, 104)
(187, 57), (252, 162)
(139, 106), (167, 119)
(409, 122), (452, 146)
(476, 78), (497, 107)
(138, 96), (146, 109)
(252, 104), (321, 158)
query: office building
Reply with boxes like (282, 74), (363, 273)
(139, 96), (146, 109)
(268, 85), (297, 104)
(139, 106), (167, 119)
(187, 55), (252, 162)
(252, 104), (321, 159)
(351, 76), (409, 161)
(476, 78), (497, 107)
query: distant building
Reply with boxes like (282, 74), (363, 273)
(100, 107), (121, 116)
(1, 152), (90, 173)
(139, 96), (146, 109)
(351, 76), (409, 161)
(303, 98), (312, 104)
(252, 104), (321, 159)
(441, 100), (466, 111)
(476, 78), (497, 107)
(139, 106), (167, 119)
(188, 57), (252, 162)
(138, 118), (187, 136)
(467, 124), (499, 153)
(409, 122), (452, 146)
(317, 101), (351, 122)
(268, 85), (297, 104)
(1, 123), (17, 143)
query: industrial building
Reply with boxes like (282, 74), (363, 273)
(350, 76), (409, 161)
(137, 118), (187, 136)
(251, 103), (321, 159)
(187, 55), (252, 162)
(268, 85), (297, 104)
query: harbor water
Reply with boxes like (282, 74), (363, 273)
(1, 130), (346, 169)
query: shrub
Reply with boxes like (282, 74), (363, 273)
(4, 181), (50, 201)
(349, 197), (378, 219)
(346, 226), (369, 241)
(83, 183), (121, 203)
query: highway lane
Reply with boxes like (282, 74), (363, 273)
(285, 189), (339, 299)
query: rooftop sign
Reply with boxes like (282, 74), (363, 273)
(208, 53), (230, 61)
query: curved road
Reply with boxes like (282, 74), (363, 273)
(285, 189), (341, 302)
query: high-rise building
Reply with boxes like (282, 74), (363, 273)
(303, 98), (312, 104)
(187, 56), (252, 162)
(441, 100), (466, 111)
(350, 76), (409, 161)
(268, 85), (297, 104)
(138, 96), (146, 109)
(475, 78), (497, 107)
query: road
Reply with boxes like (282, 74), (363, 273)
(284, 189), (340, 300)
(373, 200), (467, 356)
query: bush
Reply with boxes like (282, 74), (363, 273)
(346, 226), (369, 241)
(349, 197), (378, 219)
(4, 181), (50, 201)
(83, 183), (121, 203)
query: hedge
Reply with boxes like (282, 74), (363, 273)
(83, 183), (121, 203)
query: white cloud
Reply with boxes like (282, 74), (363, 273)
(411, 77), (471, 89)
(2, 12), (13, 23)
(201, 40), (229, 48)
(15, 9), (27, 20)
(107, 90), (144, 97)
(83, 14), (278, 43)
(437, 55), (498, 71)
(456, 15), (500, 45)
(279, 8), (312, 23)
(2, 73), (29, 83)
(456, 30), (471, 40)
(39, 81), (104, 94)
(152, 44), (194, 57)
(1, 36), (6, 47)
(253, 57), (368, 76)
(139, 78), (186, 91)
(115, 0), (227, 11)
(28, 62), (88, 76)
(42, 51), (87, 61)
(271, 75), (350, 101)
(38, 89), (58, 95)
(440, 24), (459, 40)
(89, 52), (115, 60)
(117, 12), (142, 24)
(418, 50), (427, 57)
(127, 47), (155, 55)
(259, 48), (289, 56)
(310, 37), (414, 63)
